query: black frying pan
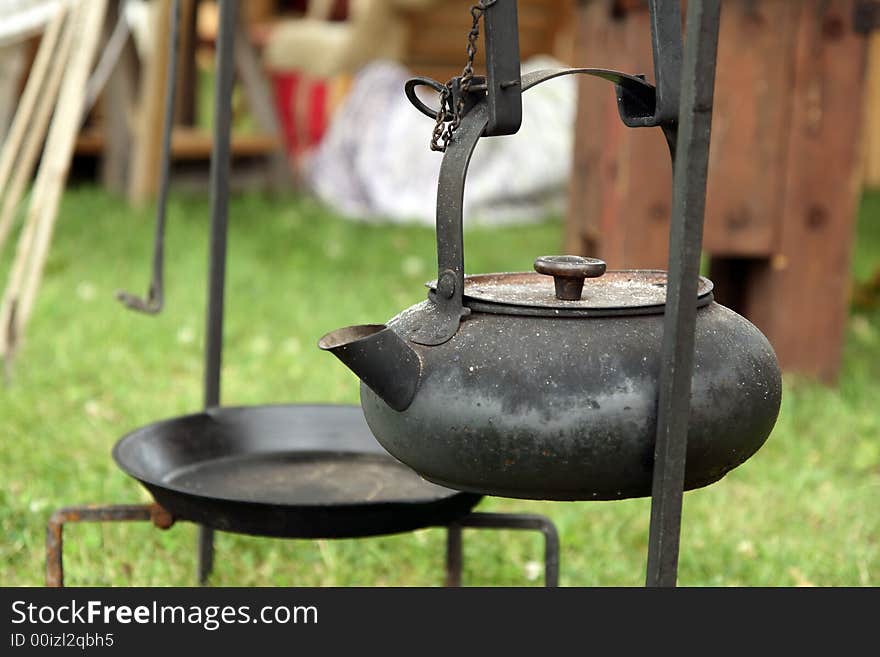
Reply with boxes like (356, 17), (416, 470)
(113, 405), (482, 539)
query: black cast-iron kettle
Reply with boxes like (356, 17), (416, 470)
(319, 69), (782, 501)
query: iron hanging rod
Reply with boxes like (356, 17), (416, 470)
(116, 0), (181, 314)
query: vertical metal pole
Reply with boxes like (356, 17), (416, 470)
(646, 0), (683, 125)
(445, 524), (463, 587)
(645, 0), (721, 588)
(198, 0), (237, 586)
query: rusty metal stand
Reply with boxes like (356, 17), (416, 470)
(48, 0), (561, 590)
(442, 513), (560, 587)
(45, 504), (175, 588)
(45, 506), (559, 588)
(48, 0), (722, 590)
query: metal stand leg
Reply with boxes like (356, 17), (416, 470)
(46, 504), (174, 587)
(645, 0), (721, 588)
(198, 526), (215, 585)
(199, 0), (237, 588)
(445, 524), (463, 587)
(45, 505), (558, 587)
(441, 512), (560, 587)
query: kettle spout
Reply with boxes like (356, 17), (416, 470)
(318, 325), (422, 412)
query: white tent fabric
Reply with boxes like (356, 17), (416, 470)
(305, 56), (578, 226)
(0, 0), (63, 47)
(0, 1), (64, 138)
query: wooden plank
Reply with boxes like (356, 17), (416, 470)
(100, 0), (139, 194)
(243, 0), (277, 24)
(401, 0), (574, 82)
(565, 0), (671, 269)
(0, 0), (109, 361)
(703, 0), (799, 257)
(404, 29), (557, 61)
(0, 6), (73, 255)
(174, 0), (199, 127)
(569, 0), (798, 266)
(77, 126), (279, 159)
(15, 0), (109, 337)
(612, 1), (680, 270)
(862, 32), (880, 187)
(233, 19), (292, 190)
(156, 128), (278, 159)
(738, 0), (867, 383)
(0, 8), (65, 200)
(566, 0), (623, 259)
(567, 0), (866, 382)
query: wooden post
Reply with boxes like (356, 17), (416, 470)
(174, 0), (198, 127)
(566, 0), (868, 382)
(565, 0), (672, 268)
(101, 0), (140, 195)
(0, 0), (109, 361)
(128, 0), (173, 204)
(702, 0), (801, 257)
(233, 19), (292, 191)
(731, 0), (867, 383)
(0, 8), (65, 201)
(863, 32), (880, 187)
(0, 7), (69, 253)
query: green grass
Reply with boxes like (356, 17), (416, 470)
(1, 185), (878, 587)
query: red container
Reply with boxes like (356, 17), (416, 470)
(271, 70), (330, 159)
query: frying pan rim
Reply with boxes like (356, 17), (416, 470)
(111, 403), (477, 508)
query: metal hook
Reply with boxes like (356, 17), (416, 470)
(404, 77), (448, 120)
(116, 0), (181, 315)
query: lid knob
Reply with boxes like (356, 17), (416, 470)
(534, 255), (607, 301)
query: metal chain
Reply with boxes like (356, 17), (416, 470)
(430, 0), (495, 152)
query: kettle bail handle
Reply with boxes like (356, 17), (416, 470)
(405, 62), (673, 344)
(408, 100), (489, 347)
(407, 69), (658, 346)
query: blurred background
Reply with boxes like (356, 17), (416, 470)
(0, 0), (877, 586)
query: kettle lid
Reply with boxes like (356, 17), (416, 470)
(429, 256), (714, 318)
